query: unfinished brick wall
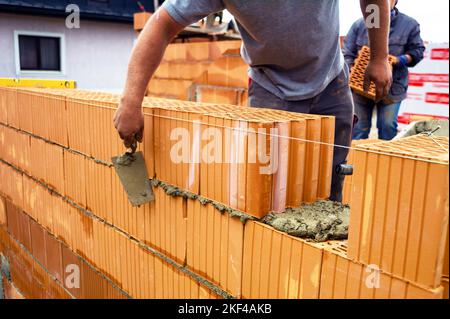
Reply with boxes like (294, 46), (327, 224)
(0, 87), (447, 299)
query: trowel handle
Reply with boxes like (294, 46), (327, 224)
(125, 140), (138, 155)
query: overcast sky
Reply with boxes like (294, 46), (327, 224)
(222, 0), (449, 43)
(339, 0), (449, 42)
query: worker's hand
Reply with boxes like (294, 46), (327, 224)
(364, 59), (393, 102)
(113, 98), (144, 150)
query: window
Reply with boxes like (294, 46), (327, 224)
(14, 31), (65, 74)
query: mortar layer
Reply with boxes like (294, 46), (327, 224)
(262, 200), (350, 242)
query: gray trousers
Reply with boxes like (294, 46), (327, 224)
(248, 66), (354, 202)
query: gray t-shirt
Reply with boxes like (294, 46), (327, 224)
(162, 0), (344, 101)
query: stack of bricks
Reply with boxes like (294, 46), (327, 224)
(349, 46), (398, 100)
(0, 86), (448, 299)
(348, 135), (449, 298)
(148, 41), (242, 100)
(133, 10), (245, 104)
(191, 48), (249, 106)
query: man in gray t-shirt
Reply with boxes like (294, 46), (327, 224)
(114, 0), (393, 202)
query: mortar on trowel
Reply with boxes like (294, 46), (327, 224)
(112, 140), (154, 206)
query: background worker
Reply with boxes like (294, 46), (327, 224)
(114, 0), (393, 203)
(344, 0), (425, 141)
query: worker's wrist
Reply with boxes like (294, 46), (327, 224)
(120, 94), (143, 109)
(370, 56), (389, 64)
(370, 51), (389, 64)
(397, 54), (408, 66)
(397, 54), (411, 66)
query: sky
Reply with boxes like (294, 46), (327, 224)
(339, 0), (449, 43)
(223, 0), (449, 43)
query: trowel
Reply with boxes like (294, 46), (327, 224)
(112, 141), (154, 206)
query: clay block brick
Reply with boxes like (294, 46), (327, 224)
(10, 167), (23, 211)
(30, 137), (47, 182)
(30, 91), (49, 140)
(348, 136), (449, 289)
(317, 116), (335, 199)
(66, 99), (91, 155)
(196, 86), (240, 105)
(2, 125), (17, 167)
(342, 140), (381, 204)
(134, 12), (152, 31)
(85, 160), (113, 223)
(143, 112), (155, 178)
(61, 244), (83, 299)
(242, 221), (322, 299)
(245, 122), (273, 218)
(45, 91), (69, 147)
(443, 277), (449, 299)
(406, 284), (444, 299)
(318, 241), (444, 299)
(0, 196), (6, 227)
(186, 200), (243, 297)
(0, 88), (8, 124)
(186, 42), (210, 62)
(202, 53), (248, 88)
(4, 88), (20, 128)
(16, 130), (31, 174)
(6, 200), (20, 240)
(45, 142), (65, 193)
(44, 230), (63, 283)
(145, 187), (186, 264)
(16, 210), (32, 252)
(350, 46), (397, 100)
(63, 150), (87, 208)
(30, 218), (47, 267)
(16, 90), (33, 133)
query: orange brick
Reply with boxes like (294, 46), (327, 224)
(349, 136), (449, 289)
(134, 12), (152, 31)
(0, 196), (6, 226)
(242, 221), (322, 299)
(186, 200), (243, 297)
(63, 150), (87, 208)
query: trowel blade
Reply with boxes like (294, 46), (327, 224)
(112, 151), (154, 207)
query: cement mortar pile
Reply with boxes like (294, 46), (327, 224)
(263, 200), (350, 242)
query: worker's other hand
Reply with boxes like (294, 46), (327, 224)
(113, 99), (144, 150)
(394, 54), (412, 67)
(364, 59), (393, 102)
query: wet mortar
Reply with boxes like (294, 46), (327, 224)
(151, 179), (349, 242)
(262, 200), (350, 242)
(151, 179), (256, 223)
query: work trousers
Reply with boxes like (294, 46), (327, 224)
(352, 93), (402, 141)
(248, 66), (354, 202)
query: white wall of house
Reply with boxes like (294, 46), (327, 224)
(0, 12), (136, 92)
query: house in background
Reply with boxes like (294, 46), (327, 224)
(0, 0), (161, 91)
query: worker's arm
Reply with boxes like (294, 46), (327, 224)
(114, 8), (184, 149)
(360, 0), (392, 101)
(402, 23), (426, 67)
